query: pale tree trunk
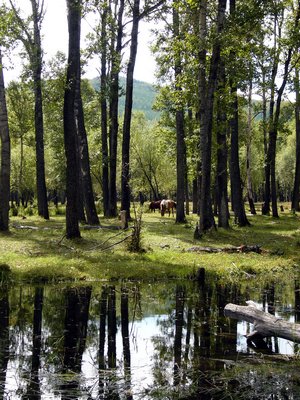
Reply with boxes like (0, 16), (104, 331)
(0, 50), (10, 231)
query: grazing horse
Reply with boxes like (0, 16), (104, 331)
(160, 199), (176, 216)
(149, 200), (161, 212)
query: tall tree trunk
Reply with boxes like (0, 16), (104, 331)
(194, 0), (206, 231)
(229, 0), (249, 227)
(101, 2), (110, 217)
(229, 84), (250, 226)
(173, 1), (186, 223)
(292, 67), (300, 211)
(198, 0), (226, 234)
(216, 58), (229, 228)
(261, 63), (270, 215)
(121, 0), (140, 221)
(76, 87), (100, 225)
(0, 50), (10, 232)
(108, 0), (124, 218)
(246, 80), (256, 215)
(63, 0), (81, 239)
(31, 0), (49, 220)
(268, 48), (294, 218)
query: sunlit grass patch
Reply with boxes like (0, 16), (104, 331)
(1, 208), (300, 283)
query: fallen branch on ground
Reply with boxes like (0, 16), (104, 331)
(224, 302), (300, 343)
(187, 245), (262, 254)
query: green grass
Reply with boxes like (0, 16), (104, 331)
(2, 204), (300, 283)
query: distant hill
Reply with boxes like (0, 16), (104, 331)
(89, 76), (159, 121)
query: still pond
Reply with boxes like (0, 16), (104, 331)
(0, 274), (300, 399)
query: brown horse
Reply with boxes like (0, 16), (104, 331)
(149, 200), (161, 212)
(160, 199), (176, 216)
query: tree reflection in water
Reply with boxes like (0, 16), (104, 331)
(0, 278), (298, 398)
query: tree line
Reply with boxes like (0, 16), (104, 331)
(0, 0), (300, 239)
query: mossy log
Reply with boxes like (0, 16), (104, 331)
(224, 302), (300, 343)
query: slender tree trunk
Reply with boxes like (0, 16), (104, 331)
(31, 0), (49, 220)
(101, 2), (110, 217)
(173, 2), (186, 223)
(0, 50), (10, 232)
(198, 0), (226, 234)
(261, 61), (270, 215)
(108, 0), (124, 218)
(229, 0), (249, 227)
(229, 84), (250, 226)
(63, 0), (81, 238)
(292, 67), (300, 211)
(216, 58), (229, 228)
(246, 80), (256, 215)
(76, 87), (100, 225)
(121, 0), (140, 221)
(194, 0), (207, 232)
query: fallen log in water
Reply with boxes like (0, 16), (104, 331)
(224, 302), (300, 343)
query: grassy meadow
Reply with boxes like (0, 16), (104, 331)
(1, 203), (300, 284)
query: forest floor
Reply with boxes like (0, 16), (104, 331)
(1, 202), (300, 284)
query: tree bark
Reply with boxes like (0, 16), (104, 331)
(121, 0), (140, 220)
(246, 80), (256, 215)
(229, 0), (250, 227)
(198, 0), (226, 234)
(31, 0), (49, 220)
(261, 59), (270, 215)
(100, 2), (110, 217)
(173, 1), (186, 223)
(216, 58), (229, 228)
(292, 68), (300, 211)
(75, 84), (100, 225)
(108, 0), (124, 217)
(0, 50), (10, 231)
(63, 0), (81, 238)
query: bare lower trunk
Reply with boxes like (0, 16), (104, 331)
(121, 0), (140, 220)
(0, 51), (10, 231)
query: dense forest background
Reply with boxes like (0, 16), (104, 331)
(0, 0), (300, 238)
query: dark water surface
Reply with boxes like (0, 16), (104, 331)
(0, 276), (300, 399)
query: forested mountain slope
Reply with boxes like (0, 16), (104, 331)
(89, 76), (159, 121)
